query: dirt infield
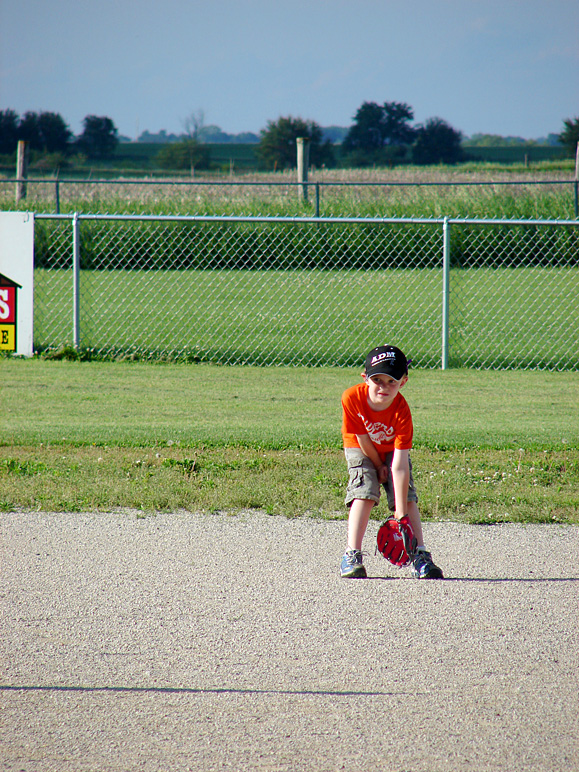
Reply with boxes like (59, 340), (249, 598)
(1, 512), (578, 772)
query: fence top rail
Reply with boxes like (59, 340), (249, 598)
(32, 212), (579, 227)
(5, 177), (578, 189)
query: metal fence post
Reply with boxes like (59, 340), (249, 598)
(72, 212), (80, 350)
(441, 217), (451, 369)
(315, 183), (320, 217)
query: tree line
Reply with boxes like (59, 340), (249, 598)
(1, 103), (577, 171)
(0, 110), (119, 160)
(257, 105), (578, 170)
(257, 105), (465, 169)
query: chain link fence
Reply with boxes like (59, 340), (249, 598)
(33, 213), (579, 370)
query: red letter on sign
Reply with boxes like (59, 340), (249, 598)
(0, 287), (15, 323)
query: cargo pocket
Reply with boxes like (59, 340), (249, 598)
(347, 461), (366, 491)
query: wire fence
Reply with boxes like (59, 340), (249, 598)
(3, 175), (578, 218)
(33, 213), (579, 371)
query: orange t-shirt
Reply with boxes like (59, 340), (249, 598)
(341, 383), (413, 460)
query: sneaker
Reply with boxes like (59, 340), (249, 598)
(412, 549), (444, 579)
(340, 549), (367, 578)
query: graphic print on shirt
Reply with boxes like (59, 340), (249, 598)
(357, 412), (395, 445)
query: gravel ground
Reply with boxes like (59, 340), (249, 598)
(1, 511), (578, 772)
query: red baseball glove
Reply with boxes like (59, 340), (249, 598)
(376, 515), (417, 567)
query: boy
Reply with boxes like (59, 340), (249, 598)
(340, 344), (443, 580)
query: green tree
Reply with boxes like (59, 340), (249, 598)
(343, 101), (415, 150)
(382, 102), (416, 146)
(256, 116), (335, 170)
(17, 111), (42, 149)
(412, 117), (463, 165)
(342, 102), (386, 153)
(77, 115), (119, 159)
(156, 139), (210, 171)
(37, 112), (73, 153)
(558, 117), (579, 157)
(342, 101), (415, 166)
(0, 109), (19, 154)
(1, 110), (72, 155)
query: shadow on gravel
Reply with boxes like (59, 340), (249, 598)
(365, 576), (579, 582)
(0, 685), (415, 697)
(437, 577), (579, 583)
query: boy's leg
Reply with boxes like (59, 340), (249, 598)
(341, 498), (373, 577)
(381, 455), (443, 578)
(343, 449), (381, 546)
(406, 502), (444, 579)
(347, 498), (375, 551)
(342, 450), (380, 578)
(405, 500), (425, 548)
(383, 452), (422, 540)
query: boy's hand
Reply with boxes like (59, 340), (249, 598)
(378, 463), (389, 483)
(397, 515), (418, 560)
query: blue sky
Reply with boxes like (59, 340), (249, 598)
(1, 0), (577, 140)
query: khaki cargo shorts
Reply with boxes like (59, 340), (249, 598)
(344, 447), (418, 510)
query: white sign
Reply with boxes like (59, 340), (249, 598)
(0, 212), (34, 356)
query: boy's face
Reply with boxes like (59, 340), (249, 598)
(364, 372), (408, 410)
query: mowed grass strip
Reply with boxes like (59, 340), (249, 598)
(1, 360), (578, 522)
(4, 360), (579, 448)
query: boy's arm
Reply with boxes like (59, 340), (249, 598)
(356, 434), (389, 482)
(391, 447), (410, 519)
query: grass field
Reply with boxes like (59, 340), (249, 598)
(3, 163), (578, 522)
(34, 267), (442, 367)
(1, 359), (578, 523)
(33, 264), (579, 371)
(116, 142), (567, 170)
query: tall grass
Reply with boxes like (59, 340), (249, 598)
(1, 163), (577, 219)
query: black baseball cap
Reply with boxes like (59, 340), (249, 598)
(364, 345), (409, 381)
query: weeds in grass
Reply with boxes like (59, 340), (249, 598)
(0, 445), (576, 523)
(414, 447), (578, 524)
(1, 458), (47, 476)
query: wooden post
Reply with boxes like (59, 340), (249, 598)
(15, 141), (29, 204)
(296, 137), (310, 203)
